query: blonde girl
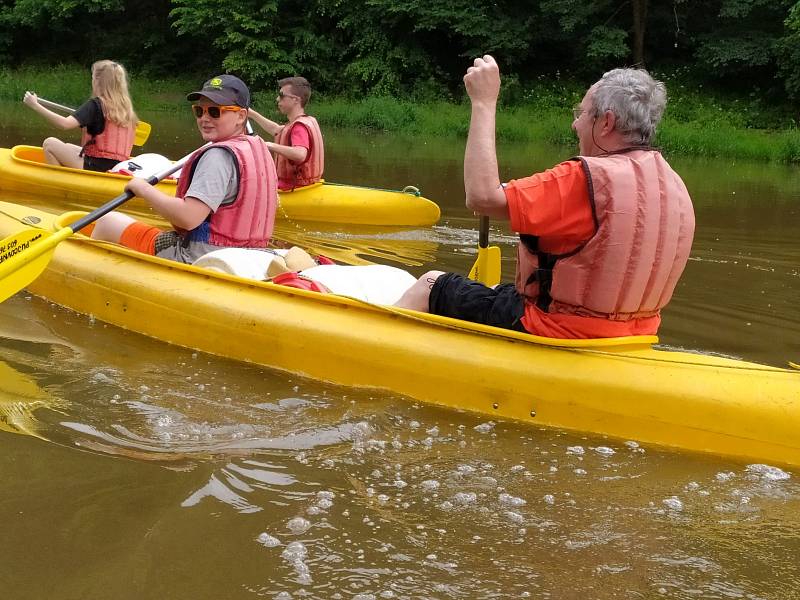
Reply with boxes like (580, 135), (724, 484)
(23, 59), (138, 172)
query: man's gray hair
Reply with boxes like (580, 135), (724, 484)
(591, 68), (667, 145)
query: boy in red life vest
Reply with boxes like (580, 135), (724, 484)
(396, 56), (695, 339)
(249, 76), (324, 190)
(90, 75), (278, 264)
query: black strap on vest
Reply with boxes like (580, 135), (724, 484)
(520, 234), (558, 312)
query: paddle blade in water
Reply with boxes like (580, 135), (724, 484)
(134, 121), (152, 146)
(468, 245), (502, 287)
(0, 227), (70, 303)
(0, 361), (57, 439)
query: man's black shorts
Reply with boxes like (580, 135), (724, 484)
(429, 273), (527, 332)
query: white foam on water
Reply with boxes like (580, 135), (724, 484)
(593, 446), (616, 456)
(504, 511), (525, 524)
(746, 463), (791, 481)
(452, 492), (477, 505)
(474, 421), (495, 433)
(256, 532), (281, 547)
(286, 516), (311, 534)
(499, 493), (527, 507)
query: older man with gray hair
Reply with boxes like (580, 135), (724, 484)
(396, 56), (695, 339)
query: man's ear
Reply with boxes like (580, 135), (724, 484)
(600, 110), (616, 136)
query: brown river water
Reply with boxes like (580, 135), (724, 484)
(1, 104), (799, 599)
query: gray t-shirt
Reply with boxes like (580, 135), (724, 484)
(154, 147), (240, 264)
(184, 147), (239, 210)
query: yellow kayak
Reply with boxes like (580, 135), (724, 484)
(1, 200), (799, 468)
(0, 145), (441, 227)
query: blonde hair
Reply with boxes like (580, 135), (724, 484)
(91, 60), (138, 128)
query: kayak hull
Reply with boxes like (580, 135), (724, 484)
(1, 202), (799, 467)
(0, 146), (441, 226)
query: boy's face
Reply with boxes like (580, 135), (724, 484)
(193, 99), (246, 142)
(276, 85), (301, 115)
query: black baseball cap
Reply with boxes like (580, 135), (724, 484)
(186, 74), (250, 108)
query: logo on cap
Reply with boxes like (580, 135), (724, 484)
(208, 77), (223, 89)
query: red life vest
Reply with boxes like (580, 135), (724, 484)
(80, 101), (135, 162)
(515, 150), (695, 321)
(274, 115), (324, 189)
(176, 135), (278, 247)
(271, 272), (330, 293)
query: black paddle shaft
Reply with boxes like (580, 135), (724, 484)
(66, 149), (200, 233)
(478, 215), (490, 249)
(68, 172), (165, 233)
(68, 188), (139, 233)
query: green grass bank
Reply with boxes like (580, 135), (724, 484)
(2, 65), (799, 163)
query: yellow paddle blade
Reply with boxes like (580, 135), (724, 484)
(134, 120), (152, 146)
(468, 245), (502, 287)
(0, 361), (57, 439)
(0, 227), (72, 303)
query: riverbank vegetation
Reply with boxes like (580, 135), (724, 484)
(3, 63), (798, 163)
(3, 1), (800, 98)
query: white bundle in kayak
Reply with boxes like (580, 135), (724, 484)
(109, 153), (182, 179)
(192, 247), (415, 305)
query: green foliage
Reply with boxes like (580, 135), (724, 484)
(0, 0), (800, 107)
(0, 0), (205, 73)
(586, 26), (630, 61)
(777, 1), (800, 98)
(171, 0), (281, 81)
(6, 0), (123, 26)
(684, 0), (795, 86)
(695, 35), (775, 69)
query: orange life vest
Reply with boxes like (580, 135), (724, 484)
(80, 101), (135, 162)
(176, 135), (278, 247)
(274, 115), (324, 189)
(515, 149), (695, 321)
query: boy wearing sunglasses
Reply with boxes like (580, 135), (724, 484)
(249, 76), (324, 191)
(90, 74), (278, 264)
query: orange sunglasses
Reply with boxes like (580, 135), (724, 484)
(191, 104), (243, 119)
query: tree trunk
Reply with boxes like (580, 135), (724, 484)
(632, 0), (649, 66)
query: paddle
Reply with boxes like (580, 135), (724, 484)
(0, 148), (196, 303)
(467, 215), (501, 287)
(37, 97), (152, 147)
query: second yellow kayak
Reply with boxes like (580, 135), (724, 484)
(0, 145), (441, 227)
